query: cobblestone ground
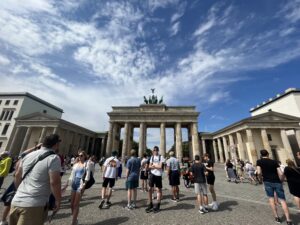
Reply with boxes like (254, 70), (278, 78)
(1, 163), (299, 225)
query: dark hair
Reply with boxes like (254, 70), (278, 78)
(260, 149), (269, 157)
(195, 155), (200, 161)
(204, 153), (210, 158)
(42, 134), (61, 148)
(153, 146), (159, 151)
(112, 150), (118, 157)
(143, 153), (147, 158)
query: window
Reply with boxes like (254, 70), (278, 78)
(0, 111), (5, 120)
(5, 100), (10, 105)
(8, 111), (14, 120)
(13, 100), (18, 105)
(43, 110), (47, 114)
(0, 142), (2, 149)
(2, 124), (9, 135)
(267, 134), (272, 141)
(0, 100), (2, 105)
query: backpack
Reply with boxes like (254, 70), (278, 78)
(9, 159), (15, 173)
(108, 157), (117, 168)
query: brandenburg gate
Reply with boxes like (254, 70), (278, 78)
(105, 102), (200, 162)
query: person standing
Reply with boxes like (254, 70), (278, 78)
(203, 153), (219, 210)
(63, 151), (91, 225)
(191, 155), (208, 214)
(145, 146), (165, 213)
(283, 159), (300, 211)
(99, 151), (120, 209)
(0, 151), (12, 189)
(140, 153), (149, 192)
(9, 134), (62, 225)
(166, 151), (180, 202)
(124, 150), (141, 210)
(256, 149), (294, 225)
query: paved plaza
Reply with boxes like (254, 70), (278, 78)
(1, 163), (299, 225)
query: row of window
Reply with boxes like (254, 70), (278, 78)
(0, 110), (14, 121)
(0, 100), (18, 106)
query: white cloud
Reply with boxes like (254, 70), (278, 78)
(0, 54), (10, 65)
(148, 0), (180, 12)
(170, 21), (180, 36)
(282, 0), (300, 23)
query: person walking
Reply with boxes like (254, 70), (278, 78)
(124, 149), (141, 210)
(203, 153), (218, 210)
(166, 151), (180, 202)
(191, 155), (209, 214)
(145, 146), (165, 213)
(0, 151), (12, 189)
(226, 159), (238, 183)
(9, 134), (62, 225)
(99, 151), (120, 209)
(140, 153), (149, 192)
(256, 149), (294, 225)
(62, 151), (91, 225)
(283, 159), (300, 211)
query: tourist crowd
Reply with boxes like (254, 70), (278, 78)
(0, 134), (299, 225)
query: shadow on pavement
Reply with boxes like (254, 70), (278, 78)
(218, 200), (238, 212)
(162, 203), (195, 211)
(91, 216), (130, 225)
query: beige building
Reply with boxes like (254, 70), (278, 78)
(0, 92), (63, 152)
(201, 88), (300, 165)
(0, 93), (107, 158)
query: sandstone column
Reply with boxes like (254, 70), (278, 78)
(38, 127), (47, 143)
(175, 123), (183, 163)
(217, 138), (224, 163)
(261, 129), (273, 159)
(280, 129), (296, 162)
(202, 139), (207, 154)
(236, 132), (246, 161)
(246, 129), (258, 164)
(106, 122), (114, 157)
(295, 129), (300, 149)
(127, 124), (134, 155)
(191, 122), (200, 157)
(122, 123), (129, 162)
(100, 137), (106, 157)
(160, 122), (166, 157)
(112, 124), (120, 152)
(9, 126), (21, 156)
(21, 127), (32, 151)
(228, 134), (236, 159)
(222, 136), (229, 161)
(212, 140), (218, 162)
(138, 122), (146, 157)
(91, 138), (95, 155)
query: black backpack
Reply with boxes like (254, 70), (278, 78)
(9, 158), (15, 173)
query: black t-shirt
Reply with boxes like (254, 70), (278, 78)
(256, 158), (281, 183)
(191, 162), (206, 183)
(204, 159), (215, 178)
(284, 167), (300, 184)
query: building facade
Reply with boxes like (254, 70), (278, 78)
(0, 93), (63, 151)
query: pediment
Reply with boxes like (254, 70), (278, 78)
(250, 111), (300, 122)
(16, 112), (59, 121)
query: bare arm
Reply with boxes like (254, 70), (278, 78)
(14, 165), (23, 188)
(49, 171), (61, 212)
(277, 168), (285, 182)
(256, 166), (262, 182)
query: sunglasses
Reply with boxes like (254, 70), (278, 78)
(79, 155), (84, 157)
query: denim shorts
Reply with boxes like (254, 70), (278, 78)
(264, 182), (286, 200)
(71, 177), (82, 192)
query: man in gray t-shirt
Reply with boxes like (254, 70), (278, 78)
(10, 134), (62, 225)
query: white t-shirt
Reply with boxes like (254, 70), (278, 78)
(149, 155), (165, 176)
(103, 156), (120, 178)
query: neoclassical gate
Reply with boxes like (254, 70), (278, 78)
(106, 104), (200, 162)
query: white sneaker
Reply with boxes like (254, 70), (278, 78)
(0, 221), (9, 225)
(211, 202), (219, 211)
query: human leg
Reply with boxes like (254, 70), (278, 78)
(72, 192), (81, 225)
(294, 196), (300, 210)
(1, 205), (10, 223)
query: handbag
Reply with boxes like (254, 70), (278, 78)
(0, 151), (55, 205)
(82, 162), (95, 189)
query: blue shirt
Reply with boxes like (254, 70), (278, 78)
(126, 157), (141, 181)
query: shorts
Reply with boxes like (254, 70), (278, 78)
(71, 177), (82, 192)
(206, 175), (215, 185)
(264, 182), (286, 200)
(169, 170), (180, 186)
(194, 183), (208, 195)
(9, 205), (48, 225)
(126, 180), (139, 189)
(140, 170), (148, 180)
(102, 178), (116, 188)
(148, 173), (162, 189)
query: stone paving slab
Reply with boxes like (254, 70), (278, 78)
(1, 163), (299, 225)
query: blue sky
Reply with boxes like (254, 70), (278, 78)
(0, 0), (300, 149)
